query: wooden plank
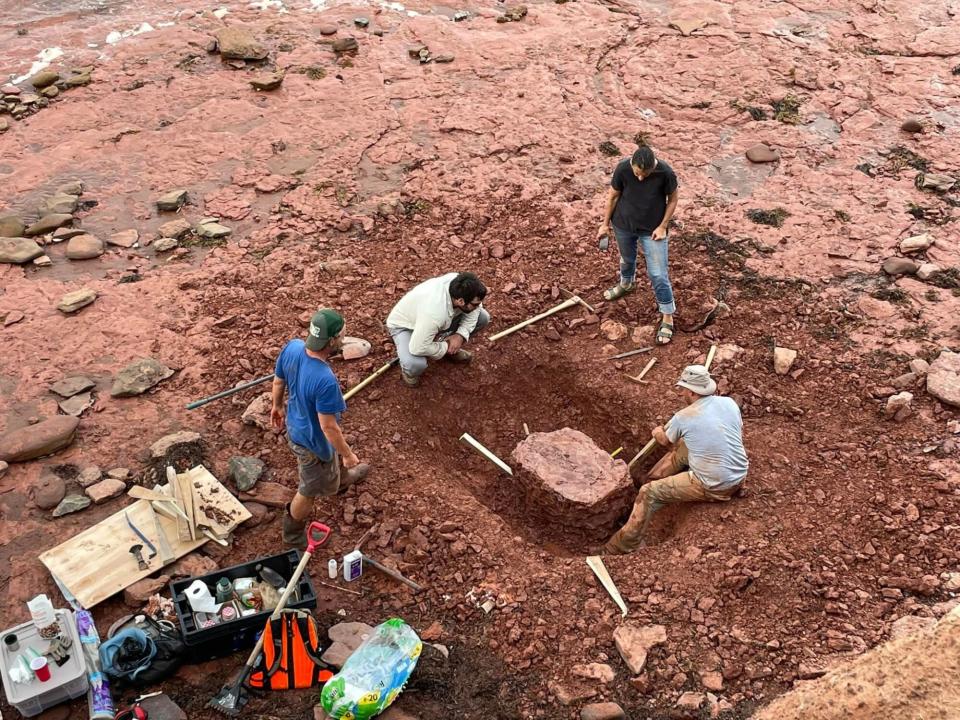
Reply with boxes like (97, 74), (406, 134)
(168, 466), (190, 542)
(186, 465), (246, 538)
(39, 465), (250, 608)
(176, 470), (197, 541)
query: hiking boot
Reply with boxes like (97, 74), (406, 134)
(401, 370), (420, 387)
(445, 349), (473, 364)
(282, 504), (307, 550)
(339, 463), (370, 493)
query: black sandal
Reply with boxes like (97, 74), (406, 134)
(656, 321), (674, 345)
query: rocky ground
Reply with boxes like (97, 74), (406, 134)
(1, 0), (959, 718)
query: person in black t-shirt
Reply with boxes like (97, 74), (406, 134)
(597, 147), (680, 344)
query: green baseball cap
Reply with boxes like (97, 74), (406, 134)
(306, 308), (344, 351)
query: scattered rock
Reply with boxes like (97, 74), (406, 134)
(139, 694), (187, 720)
(550, 681), (598, 706)
(499, 4), (528, 21)
(773, 346), (798, 375)
(52, 226), (86, 241)
(882, 257), (919, 276)
(33, 471), (67, 510)
(909, 358), (929, 376)
(613, 623), (667, 674)
(927, 351), (960, 408)
(57, 288), (97, 313)
(242, 501), (271, 527)
(901, 118), (923, 133)
(631, 325), (654, 345)
(156, 189), (188, 211)
(78, 466), (102, 487)
(0, 416), (80, 462)
(108, 229), (139, 248)
(319, 24), (338, 35)
(195, 221), (232, 239)
(154, 237), (179, 253)
(700, 670), (724, 691)
(917, 172), (956, 193)
(884, 391), (913, 421)
(124, 575), (170, 607)
(157, 218), (192, 239)
(942, 573), (960, 592)
(150, 430), (202, 459)
(25, 214), (73, 236)
(86, 477), (126, 503)
(714, 344), (744, 366)
(572, 663), (615, 684)
(57, 181), (84, 196)
(63, 70), (92, 88)
(66, 234), (105, 260)
(797, 662), (827, 680)
(676, 692), (705, 712)
(40, 85), (59, 99)
(33, 255), (52, 266)
(889, 615), (936, 640)
(0, 237), (44, 264)
(581, 703), (626, 720)
(58, 391), (93, 416)
(332, 37), (359, 54)
(600, 319), (628, 342)
(434, 54), (455, 63)
(29, 70), (59, 88)
(228, 456), (265, 491)
(354, 17), (369, 27)
(250, 71), (284, 91)
(215, 26), (268, 60)
(0, 216), (26, 237)
(242, 393), (273, 429)
(240, 481), (293, 508)
(904, 502), (920, 522)
(39, 194), (79, 216)
(52, 494), (92, 517)
(3, 310), (25, 327)
(899, 233), (934, 254)
(916, 262), (940, 281)
(168, 553), (218, 578)
(50, 376), (96, 398)
(108, 467), (130, 481)
(111, 357), (174, 397)
(745, 144), (780, 163)
(322, 622), (374, 668)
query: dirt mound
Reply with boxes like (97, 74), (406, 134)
(756, 607), (960, 719)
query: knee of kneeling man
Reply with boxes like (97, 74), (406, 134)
(476, 308), (491, 329)
(404, 356), (428, 376)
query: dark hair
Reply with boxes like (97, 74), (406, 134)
(631, 146), (656, 171)
(449, 272), (487, 303)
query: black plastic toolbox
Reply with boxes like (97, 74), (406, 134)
(170, 549), (317, 663)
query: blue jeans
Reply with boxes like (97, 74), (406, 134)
(613, 226), (676, 315)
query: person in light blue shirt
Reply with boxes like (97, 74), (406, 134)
(271, 308), (369, 548)
(605, 365), (748, 554)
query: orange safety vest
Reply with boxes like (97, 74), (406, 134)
(247, 609), (334, 690)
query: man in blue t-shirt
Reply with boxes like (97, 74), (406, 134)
(271, 308), (369, 548)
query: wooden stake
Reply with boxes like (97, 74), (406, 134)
(343, 358), (399, 401)
(460, 433), (513, 475)
(488, 297), (580, 342)
(523, 423), (530, 437)
(148, 504), (174, 564)
(627, 357), (657, 384)
(318, 580), (362, 596)
(627, 438), (658, 470)
(704, 344), (717, 371)
(586, 556), (628, 616)
(610, 446), (623, 458)
(167, 466), (191, 542)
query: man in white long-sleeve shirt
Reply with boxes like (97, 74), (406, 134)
(386, 272), (490, 387)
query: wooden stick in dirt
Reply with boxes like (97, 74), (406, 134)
(586, 556), (628, 616)
(459, 433), (513, 475)
(627, 357), (657, 385)
(343, 358), (400, 401)
(627, 437), (658, 470)
(610, 446), (623, 458)
(318, 580), (362, 596)
(488, 296), (581, 342)
(523, 423), (530, 437)
(704, 344), (717, 371)
(606, 346), (654, 361)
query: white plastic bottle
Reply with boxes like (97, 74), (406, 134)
(328, 558), (337, 579)
(27, 594), (58, 638)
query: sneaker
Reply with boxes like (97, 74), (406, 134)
(445, 349), (473, 364)
(339, 463), (370, 492)
(401, 370), (420, 387)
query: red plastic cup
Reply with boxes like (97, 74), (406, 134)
(30, 656), (51, 682)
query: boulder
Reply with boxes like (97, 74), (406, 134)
(511, 428), (634, 539)
(86, 477), (126, 504)
(342, 336), (371, 360)
(0, 416), (80, 462)
(228, 456), (265, 491)
(66, 234), (105, 260)
(150, 430), (202, 459)
(927, 351), (960, 408)
(57, 288), (97, 313)
(0, 216), (26, 237)
(215, 26), (268, 60)
(0, 237), (44, 264)
(124, 575), (170, 607)
(613, 623), (666, 674)
(242, 393), (273, 429)
(108, 229), (140, 248)
(39, 193), (79, 216)
(250, 72), (284, 91)
(158, 218), (192, 239)
(745, 143), (781, 163)
(899, 233), (934, 254)
(884, 391), (913, 421)
(25, 214), (73, 236)
(773, 346), (798, 375)
(581, 703), (626, 720)
(156, 189), (188, 211)
(33, 471), (67, 510)
(882, 257), (918, 275)
(52, 494), (92, 517)
(50, 376), (96, 398)
(111, 357), (174, 397)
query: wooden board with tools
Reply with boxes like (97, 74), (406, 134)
(39, 465), (250, 608)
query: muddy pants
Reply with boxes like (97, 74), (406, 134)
(605, 440), (739, 554)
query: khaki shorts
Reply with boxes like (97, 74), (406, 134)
(287, 438), (341, 497)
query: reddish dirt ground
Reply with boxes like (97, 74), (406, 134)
(1, 0), (959, 718)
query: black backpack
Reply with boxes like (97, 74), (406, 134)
(101, 616), (185, 688)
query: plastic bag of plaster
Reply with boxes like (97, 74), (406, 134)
(319, 618), (422, 719)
